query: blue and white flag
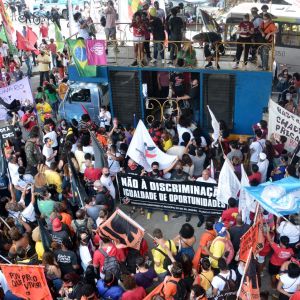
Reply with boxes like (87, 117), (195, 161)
(244, 177), (300, 216)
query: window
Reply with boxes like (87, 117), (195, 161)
(69, 88), (91, 103)
(280, 23), (300, 47)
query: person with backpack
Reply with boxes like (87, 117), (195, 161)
(161, 262), (188, 300)
(93, 236), (121, 279)
(151, 228), (177, 281)
(211, 258), (237, 300)
(71, 209), (94, 236)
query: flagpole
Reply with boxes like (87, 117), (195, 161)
(0, 254), (12, 264)
(68, 0), (74, 37)
(237, 247), (253, 298)
(0, 216), (11, 230)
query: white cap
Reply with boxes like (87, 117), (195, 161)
(259, 153), (267, 160)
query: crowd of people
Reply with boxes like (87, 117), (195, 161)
(0, 1), (299, 300)
(0, 61), (300, 299)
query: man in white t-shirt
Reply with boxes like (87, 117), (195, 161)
(196, 169), (217, 184)
(42, 137), (57, 167)
(212, 258), (237, 297)
(79, 233), (92, 271)
(43, 125), (58, 148)
(249, 129), (265, 165)
(100, 167), (116, 199)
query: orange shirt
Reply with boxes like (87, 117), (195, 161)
(60, 212), (74, 234)
(97, 133), (108, 148)
(199, 230), (217, 255)
(162, 277), (181, 300)
(260, 22), (277, 41)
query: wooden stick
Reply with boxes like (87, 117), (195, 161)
(146, 232), (155, 240)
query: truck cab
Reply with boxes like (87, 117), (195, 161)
(58, 66), (109, 124)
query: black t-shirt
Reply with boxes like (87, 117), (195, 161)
(51, 230), (70, 245)
(168, 16), (183, 39)
(229, 224), (251, 252)
(171, 72), (185, 97)
(55, 249), (78, 275)
(125, 165), (143, 176)
(150, 17), (165, 40)
(95, 191), (110, 206)
(189, 85), (200, 111)
(170, 170), (189, 181)
(146, 170), (164, 179)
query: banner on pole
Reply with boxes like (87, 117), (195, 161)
(98, 209), (145, 250)
(0, 264), (52, 300)
(239, 212), (264, 262)
(117, 173), (225, 215)
(268, 100), (300, 153)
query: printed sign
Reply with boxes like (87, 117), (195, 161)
(117, 173), (226, 215)
(0, 125), (15, 144)
(0, 264), (52, 300)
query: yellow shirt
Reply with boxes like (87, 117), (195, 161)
(152, 240), (177, 274)
(198, 269), (214, 291)
(44, 169), (62, 193)
(35, 241), (44, 261)
(163, 139), (173, 152)
(37, 54), (51, 72)
(36, 102), (52, 122)
(209, 237), (225, 269)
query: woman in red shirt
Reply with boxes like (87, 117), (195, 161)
(130, 12), (146, 66)
(121, 274), (146, 300)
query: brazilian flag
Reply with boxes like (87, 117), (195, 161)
(67, 38), (96, 77)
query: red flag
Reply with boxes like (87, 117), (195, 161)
(81, 104), (90, 116)
(26, 27), (38, 48)
(0, 264), (52, 300)
(239, 212), (264, 261)
(237, 248), (260, 300)
(16, 30), (39, 55)
(98, 209), (145, 250)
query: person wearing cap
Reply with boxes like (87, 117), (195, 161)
(149, 7), (166, 65)
(51, 218), (71, 245)
(257, 152), (269, 182)
(208, 222), (227, 272)
(233, 13), (254, 69)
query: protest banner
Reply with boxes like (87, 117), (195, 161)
(117, 173), (226, 215)
(0, 77), (34, 120)
(0, 264), (52, 300)
(268, 100), (300, 154)
(98, 209), (145, 250)
(0, 125), (15, 144)
(237, 248), (260, 300)
(239, 212), (264, 262)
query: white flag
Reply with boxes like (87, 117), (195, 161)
(207, 105), (220, 145)
(217, 158), (241, 204)
(127, 120), (176, 172)
(239, 164), (253, 224)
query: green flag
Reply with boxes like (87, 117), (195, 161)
(67, 38), (96, 77)
(0, 26), (18, 55)
(54, 23), (64, 53)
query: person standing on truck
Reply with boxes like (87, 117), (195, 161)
(104, 0), (118, 54)
(250, 7), (263, 62)
(259, 13), (277, 71)
(233, 14), (254, 69)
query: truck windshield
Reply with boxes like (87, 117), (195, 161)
(68, 87), (91, 103)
